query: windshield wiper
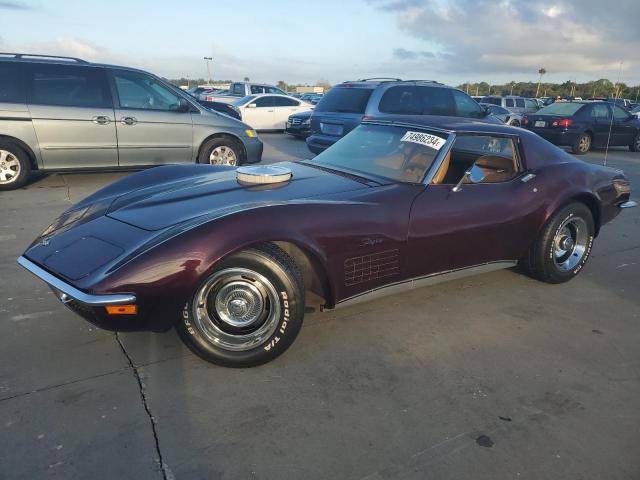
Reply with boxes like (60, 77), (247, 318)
(299, 161), (382, 186)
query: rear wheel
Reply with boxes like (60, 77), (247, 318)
(571, 133), (591, 155)
(0, 142), (31, 191)
(198, 137), (243, 166)
(519, 202), (594, 284)
(177, 244), (305, 367)
(630, 132), (640, 152)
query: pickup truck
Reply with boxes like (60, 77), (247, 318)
(204, 82), (288, 103)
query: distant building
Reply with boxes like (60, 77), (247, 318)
(296, 86), (325, 94)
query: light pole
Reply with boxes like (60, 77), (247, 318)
(203, 57), (213, 85)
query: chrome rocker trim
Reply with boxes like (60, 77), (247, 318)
(336, 260), (517, 309)
(17, 256), (136, 306)
(618, 200), (637, 209)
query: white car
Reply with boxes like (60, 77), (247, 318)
(230, 94), (313, 130)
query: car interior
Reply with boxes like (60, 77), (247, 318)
(431, 135), (520, 185)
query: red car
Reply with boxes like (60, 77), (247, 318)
(18, 118), (636, 367)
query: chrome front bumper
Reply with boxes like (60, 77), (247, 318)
(618, 200), (637, 209)
(17, 256), (136, 306)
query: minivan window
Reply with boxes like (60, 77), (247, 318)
(505, 98), (515, 108)
(315, 87), (373, 114)
(28, 65), (111, 108)
(481, 97), (501, 105)
(113, 71), (182, 111)
(515, 98), (525, 108)
(525, 99), (537, 109)
(232, 84), (245, 95)
(0, 64), (25, 103)
(379, 86), (455, 116)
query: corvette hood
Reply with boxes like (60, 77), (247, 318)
(105, 162), (369, 231)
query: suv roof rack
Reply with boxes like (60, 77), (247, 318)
(0, 52), (89, 64)
(355, 77), (403, 82)
(404, 79), (443, 85)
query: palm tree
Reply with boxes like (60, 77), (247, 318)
(535, 68), (546, 97)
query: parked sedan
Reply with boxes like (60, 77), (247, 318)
(285, 110), (312, 138)
(523, 101), (640, 154)
(18, 118), (635, 367)
(230, 94), (313, 131)
(480, 103), (524, 126)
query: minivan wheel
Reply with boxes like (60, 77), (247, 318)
(571, 133), (591, 155)
(630, 133), (640, 152)
(0, 142), (31, 191)
(198, 137), (242, 166)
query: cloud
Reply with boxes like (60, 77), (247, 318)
(0, 1), (35, 9)
(371, 0), (640, 81)
(393, 47), (435, 60)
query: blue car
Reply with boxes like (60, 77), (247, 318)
(523, 101), (640, 154)
(306, 78), (500, 154)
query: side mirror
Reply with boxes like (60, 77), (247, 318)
(176, 98), (191, 112)
(452, 164), (486, 192)
(247, 103), (257, 108)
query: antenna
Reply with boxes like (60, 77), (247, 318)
(603, 61), (623, 167)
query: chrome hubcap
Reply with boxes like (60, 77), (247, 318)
(553, 216), (588, 272)
(192, 268), (280, 351)
(579, 136), (590, 152)
(209, 146), (237, 166)
(0, 150), (20, 184)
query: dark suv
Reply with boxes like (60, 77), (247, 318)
(306, 79), (499, 154)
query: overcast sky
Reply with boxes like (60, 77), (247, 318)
(1, 0), (638, 86)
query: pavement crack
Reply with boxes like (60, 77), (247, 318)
(115, 333), (169, 480)
(60, 175), (72, 204)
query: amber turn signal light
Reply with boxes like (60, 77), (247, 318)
(105, 305), (137, 315)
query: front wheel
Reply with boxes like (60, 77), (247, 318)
(519, 202), (594, 284)
(571, 133), (591, 155)
(177, 244), (305, 367)
(198, 137), (243, 166)
(0, 142), (31, 191)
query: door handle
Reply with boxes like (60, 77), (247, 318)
(92, 115), (111, 125)
(121, 116), (138, 125)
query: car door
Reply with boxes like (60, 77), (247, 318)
(240, 96), (275, 130)
(110, 69), (193, 166)
(611, 105), (636, 146)
(25, 63), (117, 169)
(272, 96), (308, 129)
(408, 133), (539, 278)
(588, 103), (612, 147)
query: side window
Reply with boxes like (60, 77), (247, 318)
(253, 97), (274, 107)
(232, 84), (246, 95)
(273, 97), (299, 107)
(505, 98), (515, 108)
(378, 86), (455, 116)
(515, 98), (525, 108)
(0, 64), (25, 103)
(266, 86), (286, 95)
(591, 104), (610, 119)
(525, 99), (537, 109)
(452, 90), (483, 118)
(434, 135), (520, 185)
(28, 65), (111, 108)
(113, 71), (181, 111)
(250, 85), (267, 94)
(612, 105), (630, 120)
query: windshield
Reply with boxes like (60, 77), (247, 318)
(232, 95), (257, 106)
(538, 102), (584, 115)
(309, 124), (448, 183)
(315, 87), (373, 113)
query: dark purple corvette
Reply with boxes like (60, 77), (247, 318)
(18, 117), (636, 367)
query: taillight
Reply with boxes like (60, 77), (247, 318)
(206, 95), (214, 102)
(552, 118), (572, 128)
(521, 116), (529, 126)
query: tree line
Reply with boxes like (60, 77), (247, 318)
(459, 79), (640, 100)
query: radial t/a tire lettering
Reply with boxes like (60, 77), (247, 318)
(177, 243), (305, 367)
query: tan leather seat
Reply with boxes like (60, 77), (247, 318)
(431, 151), (451, 184)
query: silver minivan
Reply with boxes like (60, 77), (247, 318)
(479, 95), (539, 115)
(0, 53), (263, 190)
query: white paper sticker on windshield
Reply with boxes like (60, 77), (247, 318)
(400, 131), (447, 150)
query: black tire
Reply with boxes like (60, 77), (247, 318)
(630, 132), (640, 152)
(198, 136), (244, 166)
(519, 202), (595, 284)
(571, 133), (591, 155)
(177, 243), (305, 367)
(0, 141), (31, 191)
